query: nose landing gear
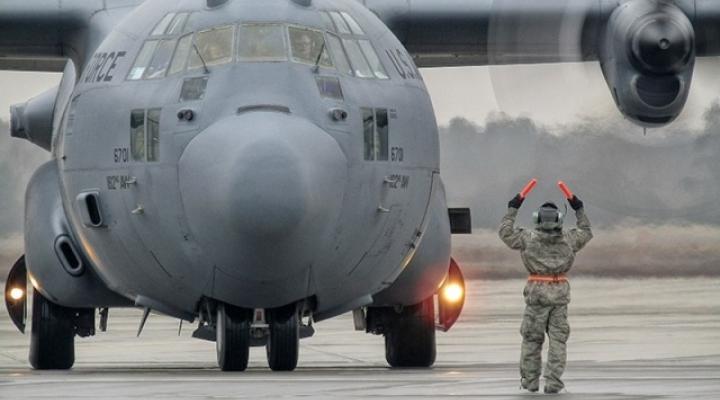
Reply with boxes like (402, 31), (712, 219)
(266, 303), (300, 371)
(215, 303), (252, 371)
(211, 301), (309, 372)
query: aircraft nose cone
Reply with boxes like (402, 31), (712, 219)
(178, 112), (347, 282)
(229, 137), (305, 236)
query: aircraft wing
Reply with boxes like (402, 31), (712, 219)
(363, 0), (720, 68)
(0, 0), (139, 72)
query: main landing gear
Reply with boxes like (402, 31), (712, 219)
(368, 296), (437, 368)
(29, 289), (95, 370)
(365, 258), (466, 368)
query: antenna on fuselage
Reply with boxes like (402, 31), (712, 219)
(137, 307), (152, 337)
(192, 43), (210, 75)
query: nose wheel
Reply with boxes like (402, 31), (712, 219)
(216, 303), (252, 371)
(266, 304), (299, 371)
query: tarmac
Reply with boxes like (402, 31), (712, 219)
(1, 278), (719, 399)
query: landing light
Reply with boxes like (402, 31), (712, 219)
(442, 283), (464, 303)
(9, 287), (25, 301)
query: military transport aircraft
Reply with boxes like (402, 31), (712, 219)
(2, 0), (718, 371)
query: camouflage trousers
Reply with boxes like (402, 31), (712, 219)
(519, 304), (570, 391)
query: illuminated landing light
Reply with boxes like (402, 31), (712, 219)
(9, 287), (25, 301)
(442, 283), (464, 303)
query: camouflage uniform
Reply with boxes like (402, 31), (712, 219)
(499, 206), (593, 392)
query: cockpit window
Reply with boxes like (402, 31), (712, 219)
(152, 12), (189, 36)
(326, 34), (352, 76)
(166, 13), (189, 35)
(128, 40), (159, 80)
(358, 40), (388, 79)
(169, 34), (193, 75)
(238, 24), (287, 62)
(152, 13), (176, 36)
(289, 26), (332, 67)
(340, 12), (364, 35)
(342, 39), (373, 78)
(143, 39), (177, 79)
(129, 17), (386, 81)
(329, 12), (351, 35)
(319, 12), (336, 33)
(189, 25), (235, 70)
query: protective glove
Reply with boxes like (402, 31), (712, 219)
(508, 194), (524, 209)
(568, 195), (584, 211)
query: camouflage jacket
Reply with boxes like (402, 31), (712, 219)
(498, 207), (593, 305)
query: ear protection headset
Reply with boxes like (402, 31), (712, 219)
(532, 202), (564, 225)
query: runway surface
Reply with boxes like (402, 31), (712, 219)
(1, 278), (719, 399)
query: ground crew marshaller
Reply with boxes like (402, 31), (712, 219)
(499, 190), (593, 394)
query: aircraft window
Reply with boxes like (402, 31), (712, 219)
(143, 39), (177, 79)
(375, 108), (389, 161)
(319, 12), (336, 33)
(288, 26), (332, 67)
(362, 108), (375, 160)
(358, 40), (389, 79)
(180, 76), (209, 102)
(146, 109), (161, 162)
(326, 34), (353, 76)
(238, 24), (287, 62)
(169, 34), (193, 75)
(166, 13), (189, 35)
(363, 108), (389, 161)
(342, 39), (373, 78)
(152, 13), (176, 36)
(130, 110), (145, 161)
(189, 25), (235, 70)
(340, 12), (365, 35)
(63, 97), (78, 137)
(329, 12), (351, 35)
(128, 40), (159, 80)
(316, 76), (344, 100)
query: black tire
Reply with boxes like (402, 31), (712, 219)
(384, 297), (437, 368)
(266, 304), (299, 371)
(29, 289), (75, 370)
(216, 303), (252, 371)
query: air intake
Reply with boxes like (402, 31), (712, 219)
(54, 235), (85, 277)
(77, 191), (104, 228)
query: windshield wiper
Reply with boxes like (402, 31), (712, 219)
(192, 43), (210, 74)
(313, 42), (327, 74)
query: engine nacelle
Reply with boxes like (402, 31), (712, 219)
(600, 0), (695, 127)
(10, 85), (58, 151)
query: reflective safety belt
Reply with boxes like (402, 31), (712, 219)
(528, 274), (568, 283)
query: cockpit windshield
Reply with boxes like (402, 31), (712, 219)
(128, 11), (388, 81)
(238, 23), (287, 61)
(188, 25), (235, 70)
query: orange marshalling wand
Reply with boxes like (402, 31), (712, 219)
(557, 181), (574, 199)
(519, 179), (538, 199)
